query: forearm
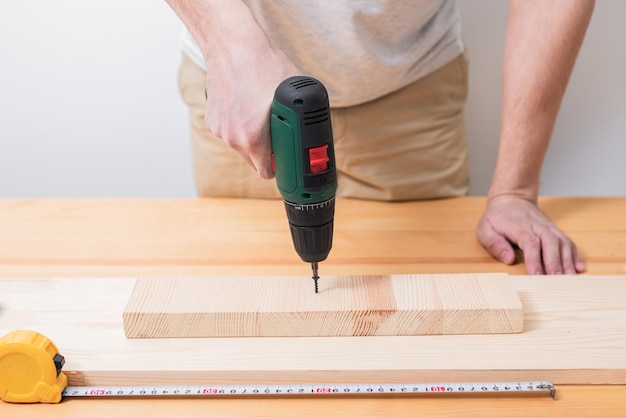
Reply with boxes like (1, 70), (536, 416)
(489, 0), (594, 202)
(166, 0), (276, 65)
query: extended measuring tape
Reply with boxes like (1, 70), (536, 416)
(0, 330), (556, 404)
(62, 381), (556, 399)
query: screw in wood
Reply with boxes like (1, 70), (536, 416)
(311, 262), (319, 294)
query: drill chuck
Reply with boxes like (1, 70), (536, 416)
(284, 198), (335, 263)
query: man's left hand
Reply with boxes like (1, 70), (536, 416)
(476, 195), (585, 275)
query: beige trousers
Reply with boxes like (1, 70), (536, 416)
(178, 53), (470, 201)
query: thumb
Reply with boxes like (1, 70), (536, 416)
(477, 224), (517, 265)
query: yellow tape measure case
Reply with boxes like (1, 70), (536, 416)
(0, 330), (67, 403)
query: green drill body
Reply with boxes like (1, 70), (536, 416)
(270, 76), (337, 293)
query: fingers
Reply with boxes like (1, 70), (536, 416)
(534, 228), (563, 275)
(214, 121), (275, 179)
(249, 150), (275, 179)
(559, 240), (577, 275)
(519, 234), (544, 275)
(478, 196), (585, 275)
(232, 144), (275, 180)
(520, 227), (584, 275)
(558, 239), (586, 274)
(250, 122), (275, 179)
(203, 67), (291, 180)
(241, 136), (274, 179)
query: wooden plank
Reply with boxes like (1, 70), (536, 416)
(1, 275), (626, 386)
(122, 274), (523, 338)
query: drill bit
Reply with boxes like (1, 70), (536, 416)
(311, 262), (319, 294)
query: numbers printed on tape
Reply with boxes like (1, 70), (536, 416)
(63, 381), (556, 398)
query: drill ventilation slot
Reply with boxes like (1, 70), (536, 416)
(290, 78), (318, 89)
(303, 107), (329, 125)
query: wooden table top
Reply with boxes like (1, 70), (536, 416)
(0, 197), (625, 417)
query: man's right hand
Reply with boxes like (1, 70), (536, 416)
(167, 0), (300, 179)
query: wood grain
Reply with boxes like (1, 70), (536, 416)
(1, 275), (625, 386)
(1, 198), (625, 417)
(0, 198), (624, 278)
(122, 274), (523, 338)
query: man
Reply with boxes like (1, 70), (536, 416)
(167, 0), (594, 275)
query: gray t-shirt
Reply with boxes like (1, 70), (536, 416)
(182, 0), (463, 108)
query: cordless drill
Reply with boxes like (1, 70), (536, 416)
(270, 76), (337, 293)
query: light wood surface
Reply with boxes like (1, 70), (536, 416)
(123, 274), (523, 338)
(0, 197), (625, 417)
(2, 274), (625, 387)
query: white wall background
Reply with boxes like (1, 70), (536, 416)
(1, 1), (624, 198)
(0, 0), (194, 197)
(459, 0), (626, 197)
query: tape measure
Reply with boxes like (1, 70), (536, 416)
(0, 330), (556, 404)
(62, 381), (556, 399)
(0, 330), (68, 403)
